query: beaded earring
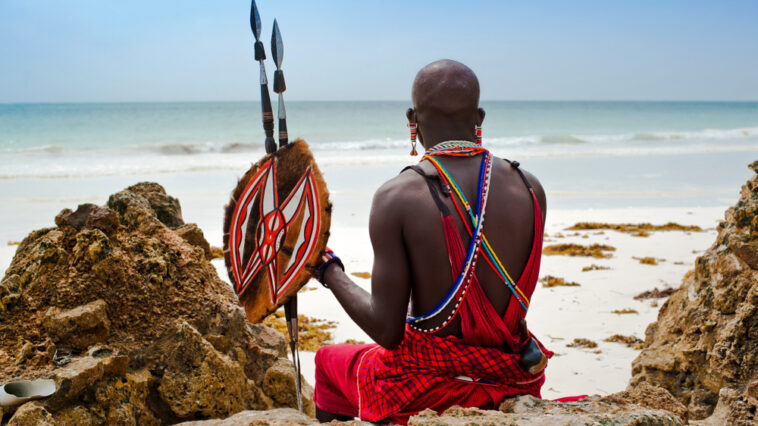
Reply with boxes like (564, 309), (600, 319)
(475, 125), (482, 144)
(408, 122), (418, 156)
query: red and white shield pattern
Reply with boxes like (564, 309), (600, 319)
(228, 157), (321, 304)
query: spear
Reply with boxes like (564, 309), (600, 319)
(271, 18), (302, 412)
(271, 19), (288, 148)
(251, 2), (302, 411)
(250, 0), (277, 154)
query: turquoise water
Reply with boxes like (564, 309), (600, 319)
(0, 102), (756, 224)
(2, 101), (758, 151)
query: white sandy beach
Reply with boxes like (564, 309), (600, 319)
(0, 175), (725, 400)
(271, 205), (722, 400)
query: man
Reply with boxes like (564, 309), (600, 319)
(313, 59), (550, 424)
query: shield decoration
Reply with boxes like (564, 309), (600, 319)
(223, 139), (331, 323)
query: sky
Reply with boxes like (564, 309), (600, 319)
(1, 0), (758, 102)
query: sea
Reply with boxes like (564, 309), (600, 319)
(1, 101), (757, 242)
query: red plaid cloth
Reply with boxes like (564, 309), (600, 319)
(355, 325), (552, 422)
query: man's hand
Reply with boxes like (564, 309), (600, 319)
(314, 247), (343, 285)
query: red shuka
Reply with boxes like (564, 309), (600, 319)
(314, 160), (550, 424)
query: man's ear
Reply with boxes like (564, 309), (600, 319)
(406, 107), (417, 123)
(476, 107), (486, 126)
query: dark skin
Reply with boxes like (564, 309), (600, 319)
(316, 60), (547, 422)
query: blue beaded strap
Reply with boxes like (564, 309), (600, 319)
(429, 159), (529, 313)
(406, 152), (492, 324)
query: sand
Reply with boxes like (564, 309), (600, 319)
(0, 187), (724, 401)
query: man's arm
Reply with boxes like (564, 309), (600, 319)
(321, 181), (412, 349)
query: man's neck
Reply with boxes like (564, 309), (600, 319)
(420, 129), (477, 150)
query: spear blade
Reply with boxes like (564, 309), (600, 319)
(271, 19), (284, 70)
(250, 0), (262, 41)
(271, 19), (287, 147)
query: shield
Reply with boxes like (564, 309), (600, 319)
(223, 139), (331, 323)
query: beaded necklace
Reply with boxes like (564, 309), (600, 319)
(406, 141), (530, 333)
(405, 143), (492, 330)
(426, 156), (530, 312)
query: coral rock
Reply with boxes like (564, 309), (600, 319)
(8, 401), (56, 426)
(154, 321), (259, 419)
(42, 299), (111, 350)
(0, 182), (301, 424)
(54, 204), (120, 235)
(176, 223), (213, 260)
(117, 182), (184, 229)
(631, 162), (758, 422)
(48, 353), (123, 409)
(176, 408), (317, 425)
(53, 406), (94, 426)
(262, 358), (316, 417)
(407, 395), (684, 425)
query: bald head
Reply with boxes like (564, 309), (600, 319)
(412, 60), (480, 117)
(407, 60), (484, 147)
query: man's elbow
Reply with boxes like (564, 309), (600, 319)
(375, 328), (404, 350)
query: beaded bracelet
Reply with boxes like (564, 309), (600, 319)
(315, 249), (344, 287)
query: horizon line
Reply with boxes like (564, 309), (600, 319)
(3, 99), (758, 105)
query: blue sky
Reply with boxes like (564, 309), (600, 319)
(1, 0), (757, 102)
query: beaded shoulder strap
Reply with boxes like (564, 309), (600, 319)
(426, 156), (533, 312)
(406, 152), (493, 327)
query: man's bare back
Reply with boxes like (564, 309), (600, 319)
(321, 59), (546, 347)
(373, 155), (547, 339)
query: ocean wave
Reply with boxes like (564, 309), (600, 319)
(1, 142), (757, 180)
(3, 124), (757, 158)
(540, 135), (586, 144)
(630, 126), (758, 142)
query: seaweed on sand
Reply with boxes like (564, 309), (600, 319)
(263, 311), (337, 351)
(566, 338), (598, 349)
(543, 243), (616, 258)
(539, 275), (581, 287)
(605, 334), (644, 349)
(566, 222), (702, 237)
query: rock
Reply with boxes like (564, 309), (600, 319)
(8, 401), (56, 426)
(176, 408), (317, 425)
(87, 368), (159, 425)
(176, 223), (213, 260)
(122, 182), (184, 229)
(106, 187), (164, 233)
(604, 381), (688, 422)
(408, 398), (684, 425)
(0, 182), (306, 424)
(154, 321), (260, 419)
(53, 406), (94, 426)
(48, 354), (122, 409)
(262, 358), (316, 417)
(14, 339), (55, 367)
(692, 387), (758, 426)
(631, 162), (758, 422)
(54, 204), (120, 235)
(42, 300), (111, 349)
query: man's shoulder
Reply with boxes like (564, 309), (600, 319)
(491, 155), (547, 215)
(371, 168), (427, 214)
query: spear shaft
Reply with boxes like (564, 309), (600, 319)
(271, 18), (301, 411)
(251, 3), (302, 411)
(250, 0), (276, 154)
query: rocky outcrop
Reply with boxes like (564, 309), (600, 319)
(185, 385), (685, 425)
(178, 408), (319, 426)
(7, 401), (56, 426)
(0, 182), (310, 424)
(42, 300), (111, 350)
(631, 161), (758, 423)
